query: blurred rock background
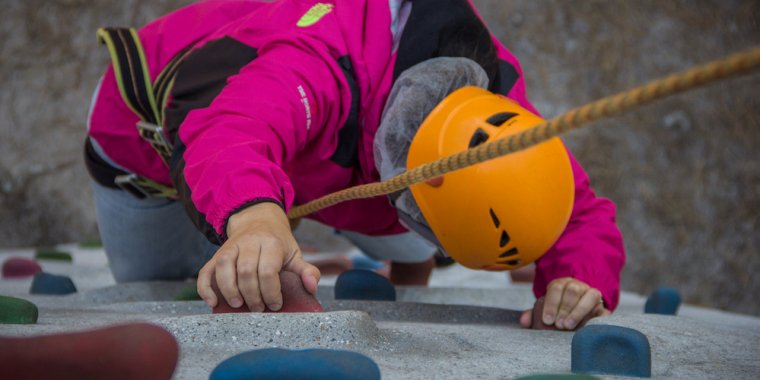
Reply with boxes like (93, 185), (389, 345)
(0, 0), (758, 315)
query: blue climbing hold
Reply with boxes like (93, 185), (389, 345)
(571, 325), (651, 378)
(350, 255), (385, 271)
(209, 348), (381, 380)
(30, 272), (77, 295)
(644, 287), (681, 315)
(335, 269), (396, 301)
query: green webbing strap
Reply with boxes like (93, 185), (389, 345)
(96, 28), (161, 124)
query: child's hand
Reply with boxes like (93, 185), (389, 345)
(197, 202), (320, 312)
(519, 277), (610, 330)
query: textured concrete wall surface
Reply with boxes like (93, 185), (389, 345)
(1, 0), (758, 315)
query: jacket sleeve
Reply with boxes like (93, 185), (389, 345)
(170, 35), (352, 243)
(533, 152), (626, 311)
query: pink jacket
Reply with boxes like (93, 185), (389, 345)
(88, 0), (625, 310)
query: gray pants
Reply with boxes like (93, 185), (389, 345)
(93, 180), (437, 283)
(92, 180), (218, 282)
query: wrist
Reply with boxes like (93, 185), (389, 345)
(226, 201), (287, 238)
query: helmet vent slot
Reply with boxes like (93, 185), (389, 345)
(489, 208), (500, 228)
(468, 129), (490, 148)
(499, 247), (519, 258)
(499, 230), (511, 248)
(497, 259), (521, 266)
(486, 112), (518, 127)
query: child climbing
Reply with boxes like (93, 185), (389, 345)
(85, 0), (625, 330)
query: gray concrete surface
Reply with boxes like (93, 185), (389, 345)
(1, 247), (759, 379)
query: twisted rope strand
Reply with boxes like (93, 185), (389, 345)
(288, 45), (760, 219)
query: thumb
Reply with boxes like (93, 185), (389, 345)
(519, 309), (533, 328)
(284, 256), (321, 295)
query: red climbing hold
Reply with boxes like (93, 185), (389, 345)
(211, 271), (323, 314)
(0, 322), (178, 380)
(2, 257), (42, 279)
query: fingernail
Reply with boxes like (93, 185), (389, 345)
(556, 318), (564, 328)
(565, 319), (576, 329)
(269, 303), (282, 311)
(230, 297), (242, 308)
(543, 314), (555, 325)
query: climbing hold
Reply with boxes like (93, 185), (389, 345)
(529, 297), (593, 330)
(2, 257), (42, 279)
(175, 284), (202, 301)
(211, 271), (322, 314)
(514, 374), (600, 380)
(644, 287), (681, 315)
(0, 295), (38, 324)
(0, 322), (178, 379)
(78, 238), (103, 248)
(335, 269), (396, 301)
(34, 248), (73, 262)
(571, 325), (651, 378)
(30, 272), (77, 295)
(350, 255), (385, 271)
(210, 348), (381, 380)
(529, 297), (559, 330)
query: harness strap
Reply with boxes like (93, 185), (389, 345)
(96, 27), (184, 197)
(153, 44), (194, 126)
(96, 28), (161, 124)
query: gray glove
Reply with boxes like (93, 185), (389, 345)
(373, 56), (489, 244)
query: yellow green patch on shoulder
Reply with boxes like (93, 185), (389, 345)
(297, 3), (334, 27)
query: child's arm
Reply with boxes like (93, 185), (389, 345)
(173, 34), (353, 311)
(527, 152), (626, 330)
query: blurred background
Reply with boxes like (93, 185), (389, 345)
(0, 0), (758, 315)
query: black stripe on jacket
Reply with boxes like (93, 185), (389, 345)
(393, 0), (519, 95)
(165, 37), (260, 244)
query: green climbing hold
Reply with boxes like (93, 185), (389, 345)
(0, 295), (38, 324)
(35, 248), (73, 262)
(78, 238), (103, 248)
(175, 285), (202, 301)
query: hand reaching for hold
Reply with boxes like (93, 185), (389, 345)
(197, 202), (320, 312)
(519, 277), (610, 330)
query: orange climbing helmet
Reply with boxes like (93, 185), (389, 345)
(406, 86), (574, 270)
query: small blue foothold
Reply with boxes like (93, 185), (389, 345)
(30, 272), (77, 295)
(210, 348), (381, 380)
(514, 374), (600, 380)
(571, 325), (651, 378)
(335, 269), (396, 301)
(350, 255), (385, 270)
(644, 287), (681, 315)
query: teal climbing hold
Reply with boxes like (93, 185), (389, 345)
(0, 295), (38, 324)
(30, 272), (77, 295)
(335, 269), (396, 301)
(35, 248), (73, 262)
(644, 287), (681, 315)
(210, 348), (381, 380)
(350, 255), (385, 270)
(571, 325), (651, 378)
